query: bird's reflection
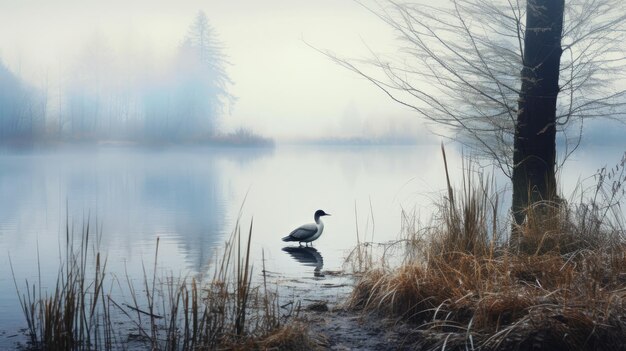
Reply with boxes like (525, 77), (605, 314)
(282, 246), (324, 277)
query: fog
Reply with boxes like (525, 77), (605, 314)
(0, 0), (427, 145)
(2, 0), (623, 147)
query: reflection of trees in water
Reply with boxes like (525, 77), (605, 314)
(217, 146), (274, 167)
(282, 246), (324, 277)
(140, 147), (273, 272)
(0, 157), (47, 235)
(0, 148), (274, 274)
(142, 162), (225, 271)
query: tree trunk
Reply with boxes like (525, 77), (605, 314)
(512, 0), (564, 231)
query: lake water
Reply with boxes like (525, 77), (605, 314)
(0, 144), (623, 347)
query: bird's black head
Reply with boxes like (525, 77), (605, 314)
(314, 209), (331, 219)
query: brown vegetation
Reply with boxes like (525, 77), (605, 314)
(10, 218), (290, 350)
(348, 153), (626, 350)
(259, 322), (319, 351)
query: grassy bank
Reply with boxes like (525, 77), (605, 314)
(348, 152), (626, 350)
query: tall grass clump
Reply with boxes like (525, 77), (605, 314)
(10, 220), (114, 350)
(11, 216), (299, 350)
(129, 219), (288, 350)
(349, 149), (626, 350)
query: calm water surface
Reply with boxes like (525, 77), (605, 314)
(0, 144), (622, 346)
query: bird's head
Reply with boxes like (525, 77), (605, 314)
(315, 209), (331, 219)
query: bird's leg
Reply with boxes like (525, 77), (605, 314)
(299, 242), (303, 247)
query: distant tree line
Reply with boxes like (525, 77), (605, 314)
(0, 61), (46, 145)
(0, 11), (267, 147)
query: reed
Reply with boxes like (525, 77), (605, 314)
(10, 219), (113, 350)
(11, 216), (290, 350)
(348, 150), (626, 350)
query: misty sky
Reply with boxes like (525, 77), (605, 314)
(0, 0), (423, 141)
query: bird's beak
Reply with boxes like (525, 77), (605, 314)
(325, 213), (331, 216)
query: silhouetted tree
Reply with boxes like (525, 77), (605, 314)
(172, 11), (233, 138)
(512, 0), (563, 227)
(330, 0), (626, 229)
(62, 33), (111, 140)
(0, 59), (46, 145)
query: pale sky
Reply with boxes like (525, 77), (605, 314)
(0, 0), (424, 141)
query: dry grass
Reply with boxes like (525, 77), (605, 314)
(351, 250), (626, 350)
(10, 220), (114, 350)
(11, 216), (287, 350)
(259, 322), (319, 351)
(348, 150), (626, 350)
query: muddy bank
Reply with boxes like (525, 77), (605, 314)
(275, 270), (419, 350)
(300, 306), (418, 350)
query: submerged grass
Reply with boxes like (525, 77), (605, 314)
(348, 149), (626, 350)
(10, 215), (301, 350)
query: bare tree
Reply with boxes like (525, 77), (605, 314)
(328, 0), (626, 225)
(512, 0), (564, 227)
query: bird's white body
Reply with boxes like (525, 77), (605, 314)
(302, 220), (324, 243)
(282, 210), (329, 246)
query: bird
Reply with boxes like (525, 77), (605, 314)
(282, 209), (330, 246)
